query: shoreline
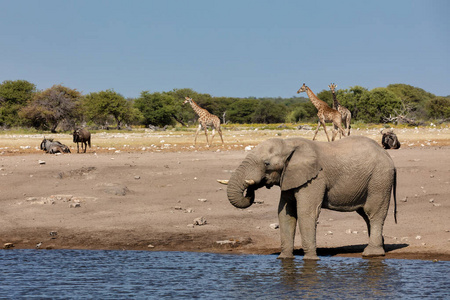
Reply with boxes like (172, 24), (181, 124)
(1, 130), (449, 262)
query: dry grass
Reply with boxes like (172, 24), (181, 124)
(1, 124), (449, 155)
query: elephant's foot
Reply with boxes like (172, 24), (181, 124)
(277, 252), (295, 259)
(362, 245), (385, 257)
(303, 253), (320, 260)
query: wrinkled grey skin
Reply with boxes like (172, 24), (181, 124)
(40, 138), (71, 154)
(73, 128), (91, 153)
(227, 136), (397, 260)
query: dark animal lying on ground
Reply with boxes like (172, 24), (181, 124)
(73, 128), (91, 153)
(40, 138), (71, 154)
(381, 129), (401, 149)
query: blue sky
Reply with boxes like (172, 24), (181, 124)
(1, 0), (449, 98)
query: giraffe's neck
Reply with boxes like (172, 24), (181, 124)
(189, 100), (208, 117)
(331, 91), (341, 109)
(306, 88), (329, 110)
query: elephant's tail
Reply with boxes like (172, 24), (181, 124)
(393, 168), (397, 224)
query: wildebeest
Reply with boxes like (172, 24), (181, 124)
(73, 128), (91, 153)
(381, 129), (401, 149)
(40, 138), (71, 154)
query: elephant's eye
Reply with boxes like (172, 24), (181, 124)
(264, 161), (270, 166)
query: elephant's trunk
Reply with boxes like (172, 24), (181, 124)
(227, 155), (262, 209)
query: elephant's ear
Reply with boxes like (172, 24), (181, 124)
(280, 142), (322, 191)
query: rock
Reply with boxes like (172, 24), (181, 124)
(415, 235), (422, 240)
(49, 195), (73, 202)
(174, 206), (183, 210)
(429, 199), (434, 203)
(26, 197), (49, 205)
(49, 231), (58, 238)
(185, 208), (194, 213)
(193, 217), (207, 226)
(345, 229), (352, 234)
(187, 224), (195, 228)
(3, 243), (14, 249)
(216, 240), (236, 245)
(198, 198), (207, 202)
(401, 197), (408, 202)
(38, 160), (46, 165)
(297, 125), (313, 130)
(99, 183), (130, 196)
(147, 244), (155, 248)
(69, 203), (81, 208)
(269, 223), (279, 229)
(134, 176), (141, 180)
(71, 196), (97, 202)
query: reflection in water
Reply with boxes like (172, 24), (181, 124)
(0, 250), (448, 299)
(277, 258), (398, 298)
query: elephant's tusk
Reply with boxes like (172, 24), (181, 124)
(245, 179), (255, 186)
(217, 180), (229, 185)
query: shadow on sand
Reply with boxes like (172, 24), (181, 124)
(272, 243), (410, 258)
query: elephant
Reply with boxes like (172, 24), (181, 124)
(221, 136), (397, 260)
(73, 128), (91, 153)
(40, 138), (71, 154)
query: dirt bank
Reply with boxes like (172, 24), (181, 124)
(0, 129), (449, 261)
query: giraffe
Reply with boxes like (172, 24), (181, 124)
(329, 83), (352, 137)
(183, 97), (224, 147)
(297, 83), (346, 142)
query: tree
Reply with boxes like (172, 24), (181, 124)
(252, 100), (287, 123)
(20, 85), (81, 132)
(134, 91), (177, 126)
(337, 86), (369, 120)
(227, 99), (259, 123)
(0, 80), (36, 127)
(387, 84), (435, 118)
(356, 88), (402, 123)
(286, 102), (317, 122)
(425, 97), (450, 120)
(84, 90), (140, 129)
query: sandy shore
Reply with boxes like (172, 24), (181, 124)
(0, 127), (449, 261)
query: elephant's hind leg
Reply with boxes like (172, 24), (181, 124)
(357, 208), (371, 236)
(360, 199), (390, 257)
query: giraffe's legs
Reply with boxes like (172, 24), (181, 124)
(204, 126), (209, 146)
(346, 116), (351, 136)
(338, 119), (344, 139)
(334, 121), (346, 140)
(337, 123), (346, 138)
(331, 125), (338, 141)
(194, 124), (202, 146)
(218, 127), (224, 145)
(320, 121), (331, 142)
(312, 121), (321, 141)
(210, 128), (216, 146)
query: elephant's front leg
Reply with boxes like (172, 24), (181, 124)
(296, 183), (324, 260)
(277, 192), (297, 259)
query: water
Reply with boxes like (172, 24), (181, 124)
(0, 250), (448, 299)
